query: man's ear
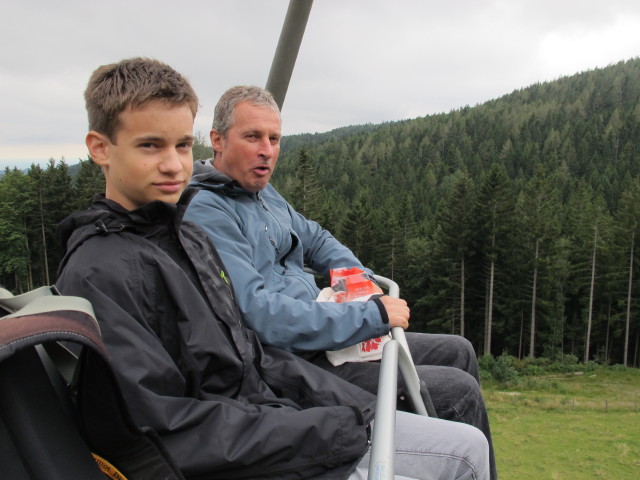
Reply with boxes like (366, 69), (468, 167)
(210, 129), (224, 154)
(86, 131), (110, 167)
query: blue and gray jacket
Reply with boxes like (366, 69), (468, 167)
(185, 159), (389, 354)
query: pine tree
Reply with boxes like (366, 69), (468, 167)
(292, 148), (320, 220)
(431, 169), (476, 336)
(0, 168), (35, 292)
(563, 181), (611, 362)
(517, 165), (561, 357)
(475, 163), (515, 355)
(73, 157), (105, 210)
(28, 160), (75, 286)
(338, 190), (375, 266)
(614, 177), (640, 365)
(192, 132), (213, 161)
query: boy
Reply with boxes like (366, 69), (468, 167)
(56, 58), (489, 480)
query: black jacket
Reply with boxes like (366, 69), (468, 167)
(56, 194), (375, 480)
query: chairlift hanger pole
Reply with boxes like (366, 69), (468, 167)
(265, 0), (314, 110)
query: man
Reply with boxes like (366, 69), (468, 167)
(184, 86), (497, 479)
(56, 58), (489, 480)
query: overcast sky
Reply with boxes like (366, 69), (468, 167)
(1, 0), (639, 170)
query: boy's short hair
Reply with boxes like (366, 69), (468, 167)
(213, 85), (280, 136)
(85, 57), (199, 142)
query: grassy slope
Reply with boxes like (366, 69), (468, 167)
(483, 368), (640, 479)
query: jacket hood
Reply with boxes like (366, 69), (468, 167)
(190, 159), (252, 197)
(191, 158), (231, 184)
(56, 195), (179, 275)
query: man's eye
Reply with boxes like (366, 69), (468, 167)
(140, 143), (158, 149)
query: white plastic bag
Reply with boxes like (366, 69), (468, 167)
(319, 268), (391, 366)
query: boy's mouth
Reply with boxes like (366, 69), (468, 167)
(154, 180), (184, 193)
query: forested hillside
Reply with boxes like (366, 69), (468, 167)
(271, 58), (640, 365)
(2, 58), (639, 365)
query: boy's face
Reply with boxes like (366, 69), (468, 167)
(86, 101), (195, 210)
(210, 101), (281, 193)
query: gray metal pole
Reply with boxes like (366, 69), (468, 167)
(265, 0), (314, 110)
(374, 274), (437, 417)
(368, 340), (398, 479)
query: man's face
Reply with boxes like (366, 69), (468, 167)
(211, 101), (281, 192)
(87, 101), (194, 210)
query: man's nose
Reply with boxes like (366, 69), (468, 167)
(257, 138), (274, 159)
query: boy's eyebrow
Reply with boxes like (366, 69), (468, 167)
(135, 134), (195, 143)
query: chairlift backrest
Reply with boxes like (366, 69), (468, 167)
(0, 287), (184, 480)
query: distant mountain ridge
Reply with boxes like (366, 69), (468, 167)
(275, 57), (640, 212)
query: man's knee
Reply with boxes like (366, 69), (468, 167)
(406, 332), (476, 364)
(417, 333), (479, 380)
(413, 366), (483, 420)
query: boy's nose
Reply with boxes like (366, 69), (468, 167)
(159, 150), (184, 173)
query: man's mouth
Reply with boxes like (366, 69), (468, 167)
(252, 165), (271, 176)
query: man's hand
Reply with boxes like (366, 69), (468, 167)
(379, 296), (410, 329)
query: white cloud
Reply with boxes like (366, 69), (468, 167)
(1, 0), (639, 165)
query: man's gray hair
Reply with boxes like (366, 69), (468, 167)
(212, 86), (281, 135)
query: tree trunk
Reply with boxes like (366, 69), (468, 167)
(624, 231), (634, 366)
(605, 300), (611, 365)
(485, 259), (495, 355)
(584, 222), (598, 363)
(529, 238), (539, 358)
(38, 187), (50, 285)
(519, 309), (524, 359)
(22, 217), (33, 292)
(460, 256), (465, 337)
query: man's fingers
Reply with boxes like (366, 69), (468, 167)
(379, 296), (410, 329)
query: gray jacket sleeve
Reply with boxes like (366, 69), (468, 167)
(184, 189), (390, 353)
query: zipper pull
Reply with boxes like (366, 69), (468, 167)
(266, 226), (279, 253)
(257, 192), (269, 211)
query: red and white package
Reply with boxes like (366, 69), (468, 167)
(318, 267), (391, 366)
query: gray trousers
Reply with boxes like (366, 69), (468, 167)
(348, 411), (490, 480)
(311, 333), (497, 480)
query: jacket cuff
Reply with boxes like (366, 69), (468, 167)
(370, 294), (389, 324)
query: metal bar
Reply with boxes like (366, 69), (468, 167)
(373, 274), (436, 417)
(372, 274), (399, 298)
(265, 0), (314, 110)
(367, 339), (398, 480)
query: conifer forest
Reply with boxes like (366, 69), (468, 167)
(2, 58), (640, 366)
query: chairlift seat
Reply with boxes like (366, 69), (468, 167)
(0, 287), (184, 480)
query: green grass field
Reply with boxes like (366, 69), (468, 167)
(483, 367), (640, 479)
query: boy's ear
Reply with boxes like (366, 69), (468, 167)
(86, 131), (110, 167)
